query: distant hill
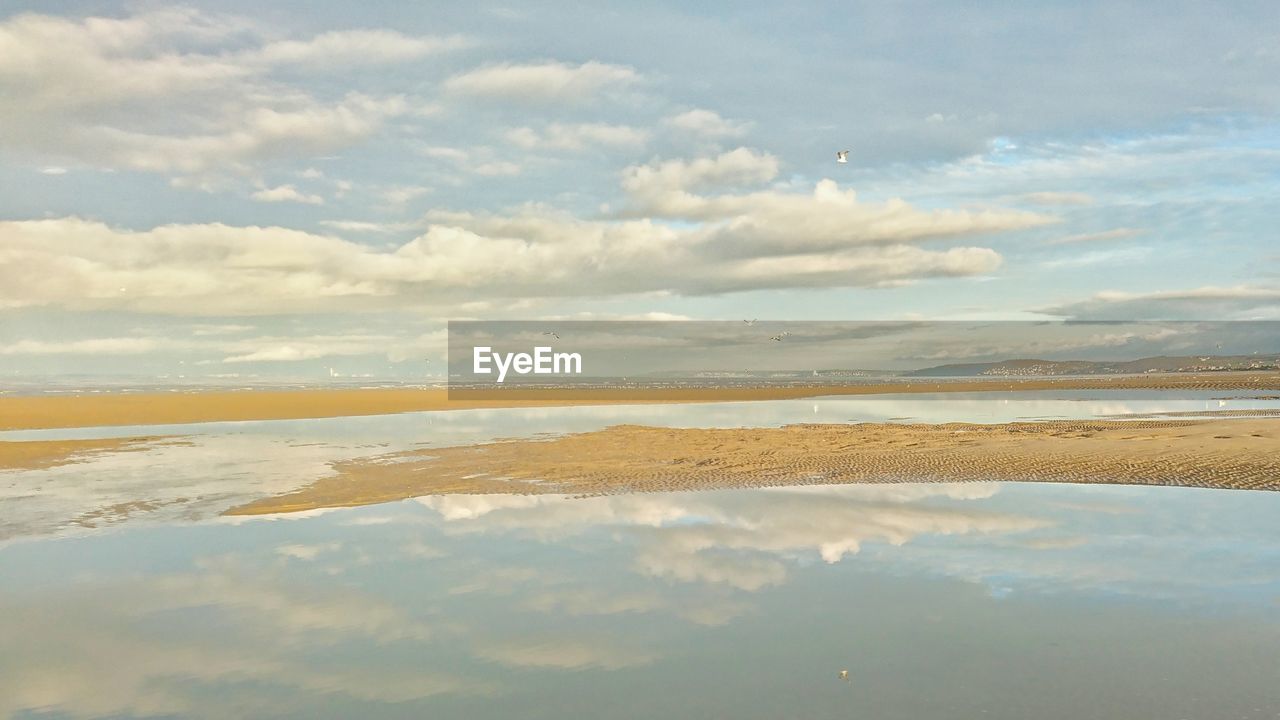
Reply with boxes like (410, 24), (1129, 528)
(904, 355), (1280, 378)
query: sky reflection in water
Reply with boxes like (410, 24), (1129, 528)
(2, 482), (1279, 719)
(1, 394), (1279, 718)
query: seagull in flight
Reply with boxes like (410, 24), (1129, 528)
(769, 331), (791, 342)
(744, 318), (757, 326)
(838, 670), (850, 680)
(542, 331), (560, 339)
(836, 150), (850, 163)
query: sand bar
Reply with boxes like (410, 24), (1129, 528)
(226, 417), (1280, 515)
(5, 373), (1280, 431)
(0, 436), (176, 472)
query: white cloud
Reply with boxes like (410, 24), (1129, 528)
(190, 324), (254, 336)
(223, 347), (323, 363)
(86, 93), (409, 177)
(221, 336), (387, 363)
(420, 146), (470, 163)
(615, 149), (1051, 281)
(444, 60), (639, 102)
(0, 331), (405, 365)
(1043, 285), (1280, 320)
(0, 147), (1047, 314)
(0, 10), (440, 178)
(1046, 227), (1145, 245)
(1020, 191), (1094, 206)
(383, 185), (434, 206)
(251, 184), (324, 205)
(620, 147), (781, 207)
(319, 219), (424, 234)
(418, 145), (521, 177)
(1040, 247), (1151, 269)
(505, 123), (649, 151)
(0, 337), (173, 355)
(472, 161), (522, 177)
(664, 109), (750, 138)
(248, 30), (466, 67)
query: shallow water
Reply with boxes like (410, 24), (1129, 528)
(2, 482), (1278, 719)
(2, 394), (1279, 718)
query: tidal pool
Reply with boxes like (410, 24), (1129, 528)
(2, 394), (1278, 718)
(2, 482), (1278, 719)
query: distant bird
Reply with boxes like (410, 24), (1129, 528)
(744, 318), (757, 326)
(542, 331), (560, 339)
(836, 150), (850, 163)
(769, 331), (791, 342)
(838, 670), (850, 680)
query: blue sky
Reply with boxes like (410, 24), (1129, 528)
(1, 2), (1278, 379)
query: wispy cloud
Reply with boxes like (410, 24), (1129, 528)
(664, 109), (751, 139)
(505, 123), (649, 151)
(1020, 191), (1094, 206)
(1046, 228), (1146, 245)
(1043, 285), (1280, 320)
(251, 184), (324, 205)
(444, 60), (640, 102)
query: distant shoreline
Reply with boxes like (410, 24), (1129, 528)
(3, 372), (1280, 432)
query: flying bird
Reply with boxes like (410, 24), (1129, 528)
(836, 150), (850, 163)
(542, 331), (560, 339)
(744, 319), (757, 326)
(838, 670), (850, 680)
(769, 331), (791, 342)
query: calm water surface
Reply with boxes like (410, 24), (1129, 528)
(2, 393), (1278, 718)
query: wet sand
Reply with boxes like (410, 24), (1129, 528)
(4, 373), (1280, 431)
(226, 417), (1280, 515)
(0, 437), (177, 472)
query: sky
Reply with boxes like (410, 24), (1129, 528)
(2, 1), (1279, 381)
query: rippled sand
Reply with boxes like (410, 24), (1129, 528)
(4, 373), (1280, 430)
(226, 417), (1280, 515)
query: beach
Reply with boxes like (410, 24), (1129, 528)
(226, 415), (1280, 515)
